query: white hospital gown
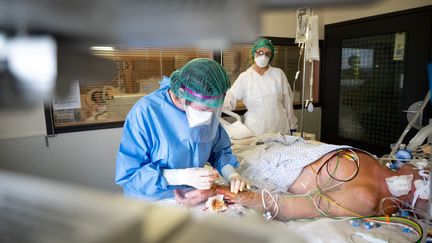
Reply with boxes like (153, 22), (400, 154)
(233, 134), (351, 193)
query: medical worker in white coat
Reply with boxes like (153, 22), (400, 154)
(224, 38), (297, 135)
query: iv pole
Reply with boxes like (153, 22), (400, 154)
(299, 10), (312, 137)
(300, 45), (307, 137)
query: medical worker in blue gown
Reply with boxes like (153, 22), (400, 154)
(115, 58), (250, 201)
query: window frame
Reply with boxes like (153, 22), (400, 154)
(45, 37), (323, 135)
(45, 49), (221, 135)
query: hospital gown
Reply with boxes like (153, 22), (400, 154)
(224, 66), (297, 135)
(234, 134), (350, 193)
(115, 82), (239, 200)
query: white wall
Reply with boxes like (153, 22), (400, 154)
(0, 102), (46, 140)
(0, 128), (122, 192)
(260, 0), (431, 38)
(261, 9), (326, 39)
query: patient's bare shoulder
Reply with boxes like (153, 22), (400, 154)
(343, 185), (380, 216)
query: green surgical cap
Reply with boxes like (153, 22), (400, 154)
(170, 58), (230, 108)
(252, 38), (275, 62)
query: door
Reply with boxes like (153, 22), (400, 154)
(321, 6), (432, 156)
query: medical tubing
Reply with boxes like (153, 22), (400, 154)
(315, 154), (342, 211)
(300, 42), (306, 135)
(325, 150), (360, 182)
(407, 123), (432, 151)
(308, 61), (314, 101)
(259, 150), (361, 217)
(316, 149), (360, 188)
(261, 189), (279, 220)
(312, 193), (328, 217)
(355, 216), (423, 243)
(325, 194), (364, 217)
(379, 197), (431, 220)
(389, 90), (431, 158)
(293, 43), (305, 94)
(314, 149), (361, 215)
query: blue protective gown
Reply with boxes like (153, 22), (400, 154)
(115, 78), (239, 200)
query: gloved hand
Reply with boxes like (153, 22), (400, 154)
(163, 167), (219, 190)
(228, 173), (251, 194)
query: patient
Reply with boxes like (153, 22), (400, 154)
(175, 135), (430, 221)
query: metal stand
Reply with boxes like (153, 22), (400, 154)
(300, 47), (306, 138)
(389, 91), (431, 158)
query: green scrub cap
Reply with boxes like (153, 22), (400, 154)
(252, 38), (274, 62)
(170, 58), (230, 108)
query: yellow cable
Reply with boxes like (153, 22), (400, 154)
(318, 193), (364, 218)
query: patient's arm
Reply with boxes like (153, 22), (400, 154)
(175, 186), (322, 220)
(215, 186), (321, 220)
(174, 189), (216, 207)
(215, 185), (379, 221)
(215, 187), (264, 210)
(174, 150), (428, 220)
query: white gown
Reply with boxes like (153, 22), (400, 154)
(224, 66), (297, 135)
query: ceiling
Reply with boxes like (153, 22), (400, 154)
(0, 0), (376, 46)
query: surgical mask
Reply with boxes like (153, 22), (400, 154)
(184, 104), (213, 127)
(385, 174), (413, 197)
(255, 55), (270, 68)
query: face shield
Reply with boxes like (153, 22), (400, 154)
(180, 97), (223, 143)
(184, 103), (213, 127)
(186, 105), (222, 143)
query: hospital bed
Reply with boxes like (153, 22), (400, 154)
(158, 112), (424, 243)
(159, 181), (419, 243)
(219, 109), (257, 145)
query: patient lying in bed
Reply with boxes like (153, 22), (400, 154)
(175, 134), (430, 221)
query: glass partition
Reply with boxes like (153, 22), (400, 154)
(52, 47), (212, 130)
(338, 33), (406, 146)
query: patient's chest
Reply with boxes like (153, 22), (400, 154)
(233, 135), (351, 193)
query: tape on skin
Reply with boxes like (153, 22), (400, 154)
(411, 170), (430, 207)
(385, 174), (413, 197)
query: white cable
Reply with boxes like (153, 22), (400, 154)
(379, 196), (431, 220)
(312, 193), (328, 216)
(261, 189), (279, 220)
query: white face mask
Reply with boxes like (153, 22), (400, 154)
(385, 174), (413, 197)
(184, 104), (213, 127)
(255, 55), (270, 68)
